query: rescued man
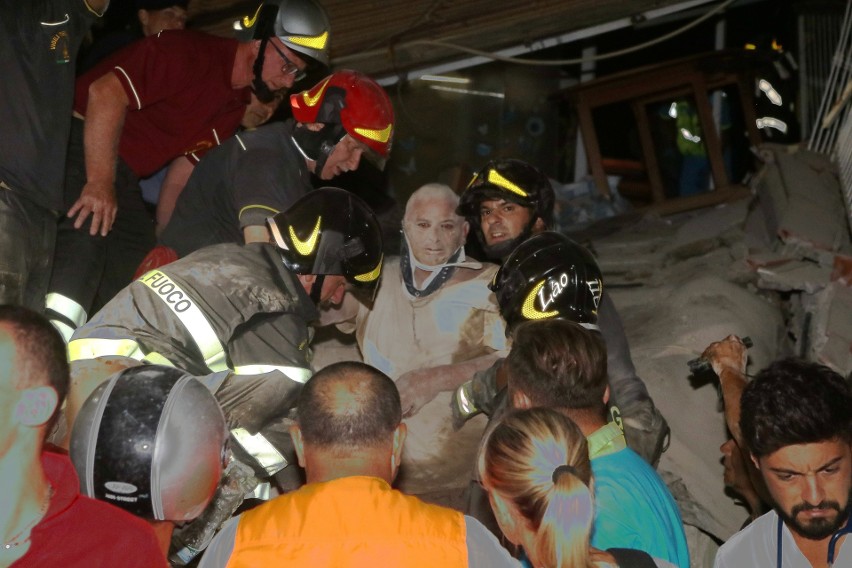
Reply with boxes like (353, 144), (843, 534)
(321, 183), (507, 492)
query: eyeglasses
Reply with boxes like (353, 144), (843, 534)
(270, 41), (307, 82)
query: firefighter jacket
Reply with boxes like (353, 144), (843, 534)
(69, 242), (317, 384)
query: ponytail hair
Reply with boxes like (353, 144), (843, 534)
(478, 407), (595, 568)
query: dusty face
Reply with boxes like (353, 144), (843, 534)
(404, 197), (468, 266)
(755, 439), (852, 540)
(319, 135), (366, 180)
(138, 6), (187, 36)
(260, 38), (307, 92)
(478, 198), (533, 247)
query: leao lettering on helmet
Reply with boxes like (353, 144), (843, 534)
(142, 271), (192, 313)
(538, 272), (570, 311)
(587, 278), (603, 309)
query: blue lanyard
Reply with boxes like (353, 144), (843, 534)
(776, 513), (852, 568)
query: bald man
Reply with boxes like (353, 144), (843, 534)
(199, 361), (517, 567)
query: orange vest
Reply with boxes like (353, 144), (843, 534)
(227, 476), (469, 568)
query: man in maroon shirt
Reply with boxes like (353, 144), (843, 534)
(0, 305), (167, 567)
(46, 0), (331, 342)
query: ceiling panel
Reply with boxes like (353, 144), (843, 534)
(187, 0), (714, 78)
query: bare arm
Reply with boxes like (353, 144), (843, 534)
(701, 334), (770, 517)
(155, 157), (195, 234)
(69, 73), (128, 236)
(397, 352), (504, 417)
(242, 225), (271, 244)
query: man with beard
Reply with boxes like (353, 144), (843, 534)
(714, 357), (851, 567)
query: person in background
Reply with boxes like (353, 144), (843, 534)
(0, 0), (108, 313)
(81, 0), (189, 72)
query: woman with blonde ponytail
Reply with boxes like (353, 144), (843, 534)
(478, 407), (676, 568)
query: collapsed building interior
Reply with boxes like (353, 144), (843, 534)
(89, 1), (852, 566)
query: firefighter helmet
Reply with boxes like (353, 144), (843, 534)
(291, 70), (394, 171)
(236, 0), (330, 66)
(491, 231), (603, 332)
(70, 366), (227, 522)
(268, 187), (384, 290)
(458, 158), (555, 228)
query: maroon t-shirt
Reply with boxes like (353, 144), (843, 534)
(12, 452), (167, 568)
(74, 30), (250, 178)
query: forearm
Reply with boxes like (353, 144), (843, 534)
(419, 352), (503, 393)
(156, 157), (195, 231)
(83, 74), (129, 187)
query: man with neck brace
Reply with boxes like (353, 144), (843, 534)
(325, 183), (507, 419)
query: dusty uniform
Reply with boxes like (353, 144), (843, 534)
(160, 121), (312, 257)
(69, 242), (317, 439)
(342, 256), (507, 493)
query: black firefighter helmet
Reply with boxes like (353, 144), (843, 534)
(458, 158), (555, 230)
(491, 231), (603, 333)
(70, 366), (227, 522)
(267, 187), (384, 291)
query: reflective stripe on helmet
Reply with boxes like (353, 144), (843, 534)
(284, 30), (328, 51)
(231, 427), (289, 476)
(289, 216), (322, 256)
(353, 123), (392, 144)
(233, 364), (312, 384)
(353, 254), (383, 284)
(138, 270), (229, 373)
(487, 169), (529, 198)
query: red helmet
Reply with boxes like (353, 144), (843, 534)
(290, 70), (394, 160)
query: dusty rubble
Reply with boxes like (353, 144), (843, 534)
(582, 143), (851, 565)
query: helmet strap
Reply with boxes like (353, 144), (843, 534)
(482, 222), (534, 262)
(309, 274), (326, 304)
(251, 37), (277, 104)
(292, 123), (346, 175)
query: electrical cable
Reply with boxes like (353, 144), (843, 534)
(396, 0), (738, 66)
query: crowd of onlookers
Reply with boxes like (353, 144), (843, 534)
(1, 1), (850, 567)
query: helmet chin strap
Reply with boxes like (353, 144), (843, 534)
(309, 274), (326, 304)
(292, 124), (346, 176)
(481, 216), (539, 262)
(252, 37), (277, 104)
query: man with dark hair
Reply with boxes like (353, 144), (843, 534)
(0, 305), (166, 567)
(454, 158), (669, 467)
(714, 356), (852, 567)
(505, 319), (689, 568)
(198, 361), (518, 568)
